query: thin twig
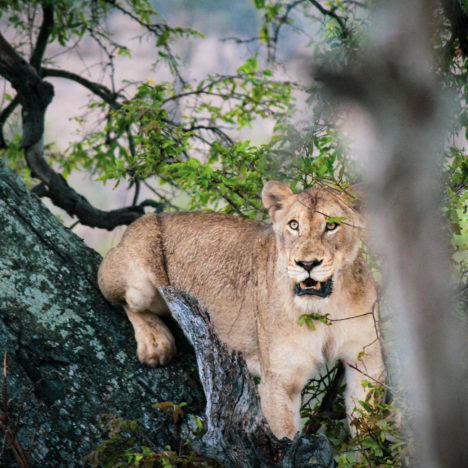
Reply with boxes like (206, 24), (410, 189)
(343, 360), (390, 390)
(308, 0), (349, 37)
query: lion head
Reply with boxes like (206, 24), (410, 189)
(262, 181), (364, 301)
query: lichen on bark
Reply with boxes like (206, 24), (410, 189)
(0, 163), (204, 466)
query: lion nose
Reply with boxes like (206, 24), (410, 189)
(296, 259), (322, 272)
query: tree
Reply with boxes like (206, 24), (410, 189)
(0, 162), (205, 466)
(315, 1), (468, 465)
(0, 0), (466, 467)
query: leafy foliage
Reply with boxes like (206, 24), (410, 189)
(336, 383), (410, 467)
(299, 312), (331, 330)
(302, 373), (409, 468)
(86, 411), (219, 468)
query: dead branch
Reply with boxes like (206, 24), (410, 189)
(162, 287), (334, 468)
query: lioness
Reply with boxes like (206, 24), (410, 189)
(98, 181), (385, 439)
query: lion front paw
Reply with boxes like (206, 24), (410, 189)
(135, 325), (176, 367)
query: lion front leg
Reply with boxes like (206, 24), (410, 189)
(124, 282), (176, 367)
(126, 309), (176, 366)
(258, 372), (302, 440)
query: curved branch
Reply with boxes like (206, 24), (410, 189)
(26, 139), (165, 229)
(184, 124), (234, 146)
(0, 1), (53, 148)
(41, 67), (120, 108)
(0, 34), (54, 147)
(0, 31), (164, 230)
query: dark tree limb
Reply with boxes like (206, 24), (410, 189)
(0, 32), (54, 147)
(41, 67), (120, 107)
(161, 287), (334, 468)
(29, 3), (54, 72)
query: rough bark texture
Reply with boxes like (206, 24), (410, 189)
(0, 162), (204, 466)
(0, 163), (334, 467)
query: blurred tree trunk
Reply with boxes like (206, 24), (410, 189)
(317, 0), (468, 466)
(0, 162), (333, 467)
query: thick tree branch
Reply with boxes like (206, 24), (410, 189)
(0, 31), (164, 230)
(0, 33), (54, 147)
(0, 166), (205, 465)
(1, 4), (53, 148)
(162, 287), (334, 468)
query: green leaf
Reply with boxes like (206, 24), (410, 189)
(260, 24), (269, 43)
(326, 216), (346, 224)
(298, 314), (316, 330)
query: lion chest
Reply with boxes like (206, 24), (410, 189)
(263, 321), (334, 384)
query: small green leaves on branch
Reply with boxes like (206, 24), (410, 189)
(299, 313), (332, 330)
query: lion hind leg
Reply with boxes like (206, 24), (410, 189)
(125, 279), (176, 367)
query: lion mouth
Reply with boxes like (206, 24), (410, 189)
(295, 277), (333, 298)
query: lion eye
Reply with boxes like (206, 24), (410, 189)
(288, 220), (299, 231)
(325, 222), (338, 232)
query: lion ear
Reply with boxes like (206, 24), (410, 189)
(262, 181), (294, 218)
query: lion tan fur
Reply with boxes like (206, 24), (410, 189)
(98, 182), (385, 439)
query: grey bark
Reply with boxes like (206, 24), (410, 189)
(0, 162), (204, 466)
(0, 163), (334, 467)
(316, 0), (468, 466)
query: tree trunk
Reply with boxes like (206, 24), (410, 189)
(0, 163), (333, 467)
